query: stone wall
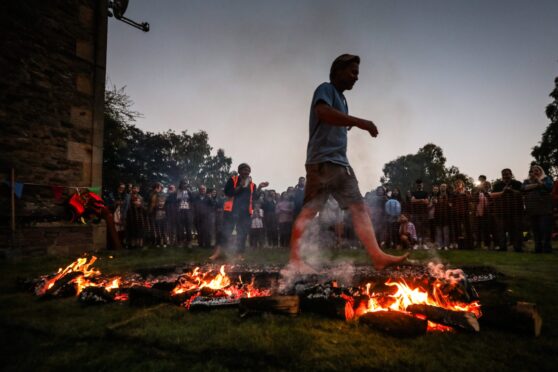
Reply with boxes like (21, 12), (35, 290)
(0, 0), (108, 256)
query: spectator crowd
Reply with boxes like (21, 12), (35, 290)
(104, 165), (558, 254)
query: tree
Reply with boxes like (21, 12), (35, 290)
(531, 76), (558, 177)
(103, 85), (232, 192)
(381, 143), (472, 192)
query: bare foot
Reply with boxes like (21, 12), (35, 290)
(287, 260), (318, 275)
(209, 246), (224, 261)
(373, 252), (410, 271)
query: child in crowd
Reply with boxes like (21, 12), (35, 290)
(250, 202), (265, 249)
(398, 214), (417, 250)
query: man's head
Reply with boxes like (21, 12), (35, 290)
(501, 168), (513, 182)
(168, 184), (176, 193)
(117, 183), (126, 193)
(415, 179), (423, 191)
(478, 175), (487, 182)
(199, 185), (207, 195)
(330, 54), (360, 91)
(297, 177), (305, 188)
(237, 163), (251, 179)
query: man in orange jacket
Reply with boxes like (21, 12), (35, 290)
(210, 163), (268, 260)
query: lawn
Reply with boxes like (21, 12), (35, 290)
(1, 245), (557, 372)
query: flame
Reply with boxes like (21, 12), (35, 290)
(171, 265), (271, 306)
(36, 256), (100, 296)
(355, 278), (481, 331)
(36, 256), (126, 297)
(171, 265), (231, 295)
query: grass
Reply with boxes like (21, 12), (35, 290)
(1, 244), (557, 371)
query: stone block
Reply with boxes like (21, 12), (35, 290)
(76, 40), (94, 63)
(70, 106), (92, 128)
(76, 73), (93, 95)
(79, 5), (94, 29)
(67, 141), (92, 162)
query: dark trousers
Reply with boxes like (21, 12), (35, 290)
(279, 222), (293, 247)
(250, 228), (265, 248)
(475, 215), (492, 248)
(177, 209), (193, 246)
(494, 213), (523, 252)
(454, 213), (473, 249)
(530, 214), (553, 253)
(220, 212), (251, 253)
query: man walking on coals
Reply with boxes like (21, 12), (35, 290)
(210, 163), (269, 260)
(290, 54), (409, 271)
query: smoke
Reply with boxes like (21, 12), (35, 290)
(279, 197), (357, 291)
(427, 261), (466, 285)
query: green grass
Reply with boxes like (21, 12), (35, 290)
(1, 244), (557, 371)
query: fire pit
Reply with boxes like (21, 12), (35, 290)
(27, 256), (542, 337)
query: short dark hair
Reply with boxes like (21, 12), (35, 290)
(329, 54), (360, 81)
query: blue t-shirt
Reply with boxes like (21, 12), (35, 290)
(305, 82), (350, 166)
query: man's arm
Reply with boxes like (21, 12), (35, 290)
(315, 102), (378, 137)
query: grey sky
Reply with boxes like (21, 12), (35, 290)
(107, 0), (558, 191)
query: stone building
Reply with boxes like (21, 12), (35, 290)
(0, 0), (108, 256)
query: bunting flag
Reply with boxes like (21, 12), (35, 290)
(88, 186), (101, 195)
(2, 181), (24, 198)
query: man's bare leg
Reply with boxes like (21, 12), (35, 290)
(349, 202), (409, 270)
(288, 206), (319, 272)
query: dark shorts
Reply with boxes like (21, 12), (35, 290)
(303, 162), (363, 210)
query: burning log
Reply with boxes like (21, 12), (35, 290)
(406, 304), (479, 332)
(480, 301), (542, 337)
(359, 311), (428, 337)
(239, 296), (300, 317)
(128, 286), (174, 307)
(36, 271), (81, 298)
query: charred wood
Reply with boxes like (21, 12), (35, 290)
(359, 311), (428, 337)
(480, 301), (542, 337)
(239, 296), (299, 317)
(78, 286), (115, 305)
(128, 286), (174, 307)
(300, 297), (349, 320)
(406, 304), (479, 332)
(189, 296), (240, 311)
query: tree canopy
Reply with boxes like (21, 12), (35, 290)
(103, 86), (232, 192)
(381, 143), (472, 192)
(531, 76), (558, 177)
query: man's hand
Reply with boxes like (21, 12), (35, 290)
(355, 118), (378, 137)
(258, 181), (269, 189)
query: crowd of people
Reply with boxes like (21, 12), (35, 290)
(103, 172), (306, 252)
(365, 165), (557, 253)
(103, 164), (557, 254)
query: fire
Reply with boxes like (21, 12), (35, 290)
(35, 256), (124, 297)
(171, 265), (271, 306)
(171, 265), (231, 295)
(355, 278), (481, 331)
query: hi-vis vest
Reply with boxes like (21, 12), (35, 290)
(223, 176), (255, 215)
